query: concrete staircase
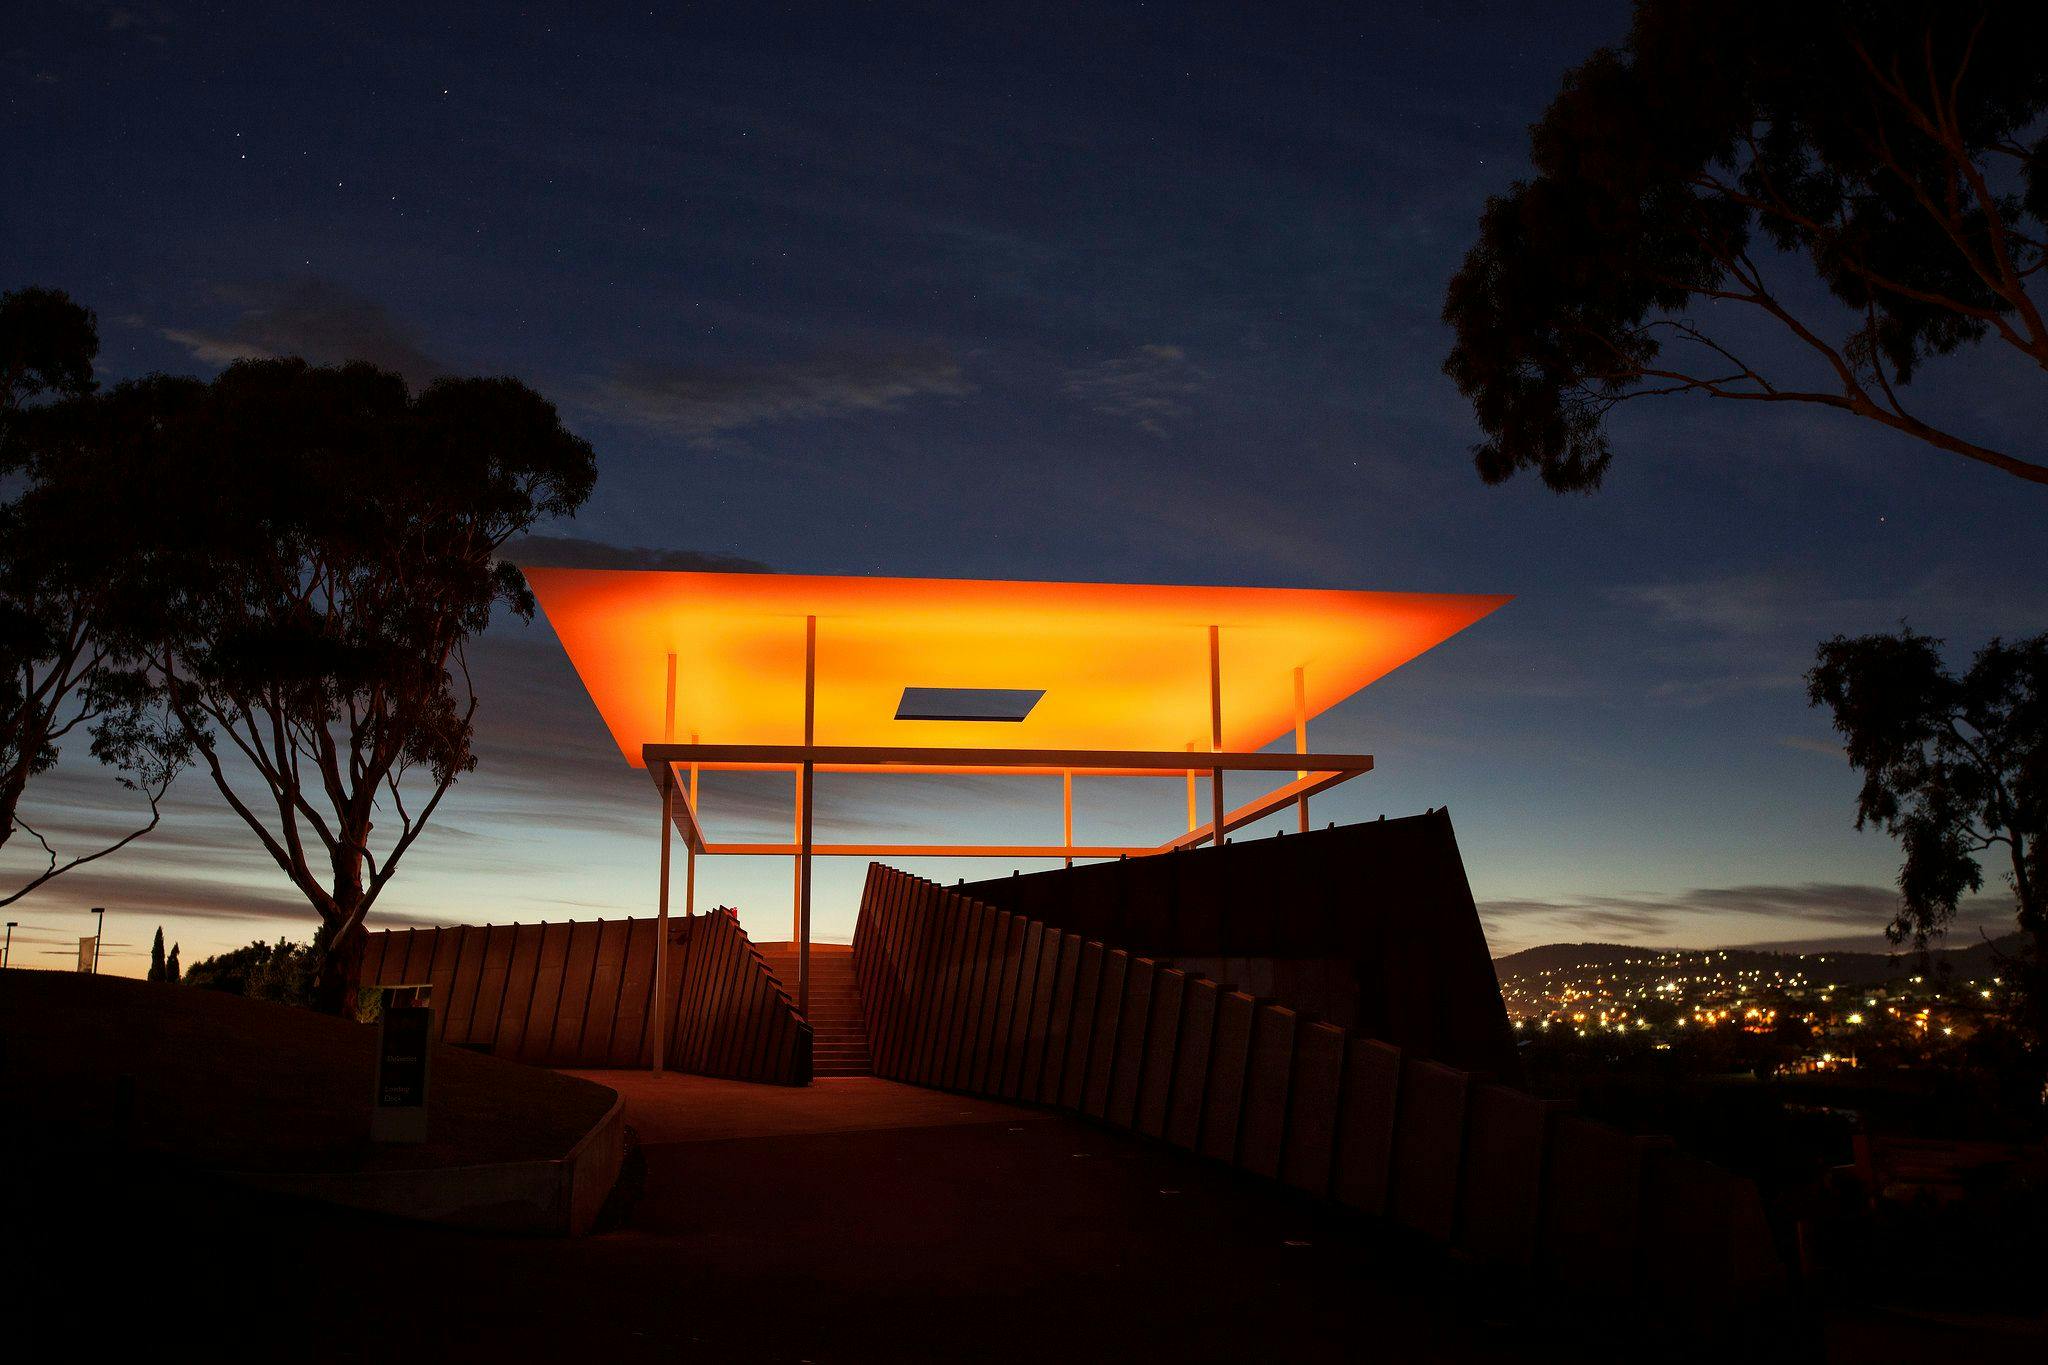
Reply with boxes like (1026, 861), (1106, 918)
(755, 942), (870, 1077)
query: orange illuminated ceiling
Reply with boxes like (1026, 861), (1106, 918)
(522, 568), (1508, 775)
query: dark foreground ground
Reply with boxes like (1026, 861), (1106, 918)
(6, 1105), (1684, 1363)
(5, 980), (2038, 1362)
(15, 1091), (2031, 1363)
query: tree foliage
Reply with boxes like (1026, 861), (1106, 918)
(1445, 1), (2048, 489)
(182, 938), (315, 1005)
(126, 359), (597, 1010)
(0, 287), (189, 908)
(1807, 628), (2045, 967)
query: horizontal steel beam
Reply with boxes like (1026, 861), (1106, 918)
(643, 742), (1373, 777)
(702, 842), (1162, 859)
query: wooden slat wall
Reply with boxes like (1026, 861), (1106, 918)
(847, 863), (1785, 1303)
(357, 909), (810, 1084)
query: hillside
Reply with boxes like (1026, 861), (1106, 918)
(1494, 935), (2026, 988)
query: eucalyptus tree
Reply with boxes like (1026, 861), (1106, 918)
(1809, 630), (2044, 956)
(1446, 1), (2048, 490)
(0, 287), (187, 909)
(134, 359), (597, 1010)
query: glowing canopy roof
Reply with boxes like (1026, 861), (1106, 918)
(523, 568), (1508, 775)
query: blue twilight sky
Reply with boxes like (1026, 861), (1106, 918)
(3, 1), (2043, 974)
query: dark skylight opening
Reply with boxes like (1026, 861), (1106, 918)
(895, 687), (1045, 722)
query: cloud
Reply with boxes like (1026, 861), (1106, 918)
(1479, 879), (2020, 957)
(1645, 671), (1807, 706)
(1064, 343), (1207, 436)
(1620, 566), (2048, 645)
(101, 4), (173, 32)
(1482, 881), (1907, 931)
(593, 348), (969, 443)
(1610, 566), (2048, 707)
(503, 535), (771, 574)
(159, 279), (446, 387)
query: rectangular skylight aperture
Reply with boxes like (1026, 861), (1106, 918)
(895, 687), (1045, 722)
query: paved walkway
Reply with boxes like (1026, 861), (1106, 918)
(595, 1075), (1557, 1362)
(562, 1070), (1048, 1142)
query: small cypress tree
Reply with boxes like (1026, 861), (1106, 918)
(148, 926), (166, 982)
(166, 942), (181, 984)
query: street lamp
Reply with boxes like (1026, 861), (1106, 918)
(89, 906), (105, 974)
(3, 921), (14, 970)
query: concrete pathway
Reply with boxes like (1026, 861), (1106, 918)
(549, 1069), (1601, 1361)
(563, 1070), (1048, 1143)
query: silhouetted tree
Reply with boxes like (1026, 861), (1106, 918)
(0, 287), (188, 908)
(130, 359), (596, 1012)
(182, 938), (313, 1004)
(1445, 1), (2048, 490)
(1807, 629), (2044, 1024)
(165, 941), (180, 984)
(148, 925), (165, 982)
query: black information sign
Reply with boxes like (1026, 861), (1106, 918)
(371, 984), (433, 1142)
(378, 1008), (430, 1106)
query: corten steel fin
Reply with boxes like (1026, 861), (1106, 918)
(1238, 1004), (1299, 1180)
(1199, 991), (1258, 1165)
(1107, 957), (1156, 1130)
(1039, 933), (1083, 1106)
(1082, 948), (1129, 1119)
(1001, 919), (1044, 1099)
(1059, 942), (1104, 1111)
(1135, 967), (1186, 1139)
(1280, 1021), (1347, 1196)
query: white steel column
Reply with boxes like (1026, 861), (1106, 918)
(1063, 769), (1074, 868)
(798, 614), (817, 1015)
(652, 652), (677, 1073)
(791, 769), (803, 940)
(686, 737), (699, 921)
(654, 773), (673, 1074)
(1208, 625), (1225, 848)
(1294, 664), (1310, 834)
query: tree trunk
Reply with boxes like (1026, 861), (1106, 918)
(313, 915), (364, 1016)
(313, 828), (372, 1015)
(2014, 849), (2046, 1050)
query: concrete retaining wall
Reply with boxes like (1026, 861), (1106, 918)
(227, 1093), (626, 1237)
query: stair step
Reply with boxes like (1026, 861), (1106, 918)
(749, 944), (869, 1074)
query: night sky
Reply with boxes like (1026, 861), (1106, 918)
(5, 2), (2043, 974)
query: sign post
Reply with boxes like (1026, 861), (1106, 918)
(371, 984), (433, 1143)
(76, 936), (96, 973)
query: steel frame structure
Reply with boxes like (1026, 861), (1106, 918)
(639, 615), (1373, 1076)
